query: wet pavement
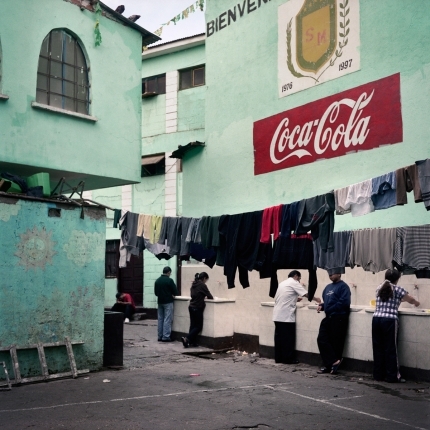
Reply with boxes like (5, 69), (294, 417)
(0, 320), (429, 429)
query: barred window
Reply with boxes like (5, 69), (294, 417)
(36, 30), (90, 114)
(179, 65), (205, 90)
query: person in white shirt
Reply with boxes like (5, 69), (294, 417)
(273, 270), (321, 364)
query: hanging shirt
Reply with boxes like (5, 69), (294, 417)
(313, 231), (352, 275)
(273, 277), (308, 323)
(345, 179), (375, 217)
(393, 225), (430, 273)
(334, 186), (351, 215)
(349, 228), (397, 273)
(260, 204), (283, 243)
(371, 172), (397, 210)
(416, 159), (430, 211)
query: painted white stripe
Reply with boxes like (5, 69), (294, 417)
(276, 387), (428, 430)
(0, 383), (427, 430)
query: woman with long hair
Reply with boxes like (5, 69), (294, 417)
(372, 269), (420, 382)
(181, 272), (213, 348)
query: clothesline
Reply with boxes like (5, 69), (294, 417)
(114, 158), (430, 298)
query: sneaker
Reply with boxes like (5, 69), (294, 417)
(161, 338), (173, 342)
(317, 367), (330, 374)
(124, 318), (130, 323)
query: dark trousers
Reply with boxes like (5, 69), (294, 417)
(187, 306), (205, 344)
(111, 303), (135, 320)
(372, 317), (400, 382)
(317, 314), (349, 368)
(274, 322), (296, 364)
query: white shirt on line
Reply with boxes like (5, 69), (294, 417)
(273, 277), (308, 323)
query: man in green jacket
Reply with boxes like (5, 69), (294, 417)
(154, 266), (179, 342)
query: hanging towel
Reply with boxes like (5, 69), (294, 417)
(137, 214), (152, 239)
(260, 204), (283, 243)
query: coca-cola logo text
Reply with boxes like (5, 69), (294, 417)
(254, 74), (402, 175)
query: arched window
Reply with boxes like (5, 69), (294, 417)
(36, 30), (89, 114)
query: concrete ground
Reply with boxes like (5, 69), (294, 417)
(0, 320), (429, 430)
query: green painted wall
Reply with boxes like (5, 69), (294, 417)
(142, 45), (205, 78)
(142, 95), (166, 138)
(178, 86), (205, 132)
(0, 197), (105, 376)
(182, 0), (430, 234)
(0, 0), (143, 189)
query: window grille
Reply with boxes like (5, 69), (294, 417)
(36, 30), (90, 114)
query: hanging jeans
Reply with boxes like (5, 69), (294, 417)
(372, 317), (401, 382)
(157, 303), (174, 341)
(187, 306), (205, 345)
(317, 313), (349, 369)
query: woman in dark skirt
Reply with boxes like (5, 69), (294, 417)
(181, 272), (213, 348)
(372, 269), (420, 382)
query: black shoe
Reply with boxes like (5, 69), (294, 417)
(331, 358), (343, 375)
(161, 338), (173, 342)
(181, 337), (189, 348)
(317, 367), (330, 374)
(189, 343), (199, 347)
(158, 338), (162, 342)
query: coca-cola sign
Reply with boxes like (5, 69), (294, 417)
(253, 74), (402, 175)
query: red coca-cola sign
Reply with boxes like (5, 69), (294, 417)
(253, 74), (403, 175)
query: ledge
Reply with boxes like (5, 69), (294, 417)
(0, 94), (9, 100)
(174, 296), (235, 303)
(365, 308), (430, 316)
(31, 101), (97, 122)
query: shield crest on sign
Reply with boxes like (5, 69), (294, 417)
(296, 0), (337, 73)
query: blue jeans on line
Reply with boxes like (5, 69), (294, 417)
(158, 303), (174, 341)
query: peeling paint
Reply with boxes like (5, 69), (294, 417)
(0, 200), (21, 221)
(63, 230), (104, 266)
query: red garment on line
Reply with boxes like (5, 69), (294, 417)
(260, 204), (283, 243)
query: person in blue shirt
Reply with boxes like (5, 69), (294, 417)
(316, 273), (351, 374)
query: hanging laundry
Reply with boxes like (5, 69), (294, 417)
(189, 243), (217, 268)
(416, 159), (430, 211)
(119, 211), (140, 268)
(393, 225), (430, 275)
(260, 204), (283, 243)
(186, 218), (202, 244)
(180, 217), (192, 257)
(144, 239), (171, 260)
(137, 214), (152, 240)
(113, 208), (122, 228)
(200, 216), (221, 248)
(313, 231), (352, 275)
(279, 202), (300, 237)
(334, 186), (351, 215)
(218, 211), (262, 289)
(344, 179), (375, 217)
(371, 172), (397, 210)
(349, 228), (397, 273)
(151, 215), (163, 243)
(295, 192), (335, 252)
(270, 234), (317, 300)
(158, 217), (182, 255)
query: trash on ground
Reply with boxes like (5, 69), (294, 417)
(189, 373), (200, 377)
(103, 379), (111, 383)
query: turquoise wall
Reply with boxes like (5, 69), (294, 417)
(182, 0), (430, 232)
(0, 197), (105, 376)
(0, 0), (143, 189)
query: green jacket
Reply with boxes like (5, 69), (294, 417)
(154, 274), (178, 304)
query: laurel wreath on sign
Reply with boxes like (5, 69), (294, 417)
(286, 0), (350, 83)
